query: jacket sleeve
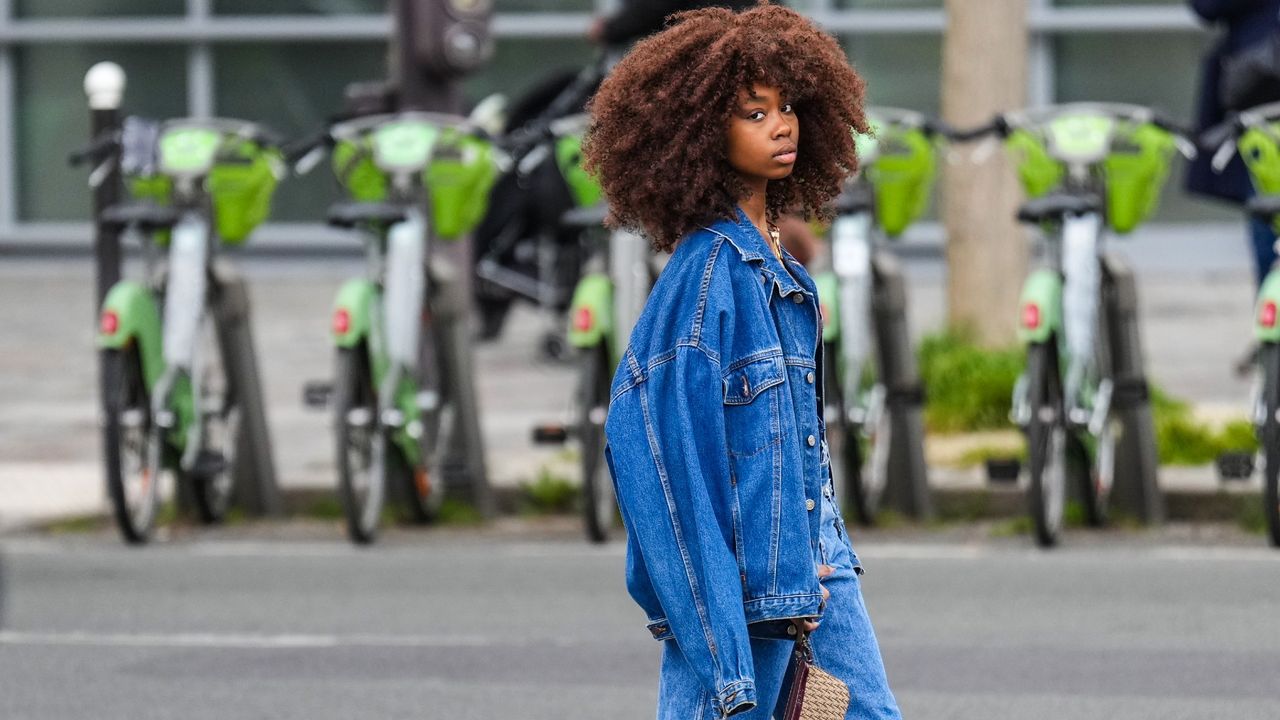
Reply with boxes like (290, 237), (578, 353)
(604, 345), (757, 716)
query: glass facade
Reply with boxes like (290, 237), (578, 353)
(0, 0), (1221, 230)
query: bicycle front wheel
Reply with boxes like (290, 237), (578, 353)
(1025, 340), (1067, 548)
(334, 346), (389, 544)
(579, 344), (617, 544)
(187, 312), (240, 525)
(1260, 343), (1280, 548)
(102, 347), (165, 544)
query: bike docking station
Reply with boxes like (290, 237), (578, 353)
(1099, 253), (1163, 524)
(83, 62), (282, 521)
(868, 250), (934, 520)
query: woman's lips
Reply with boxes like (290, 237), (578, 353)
(773, 147), (797, 164)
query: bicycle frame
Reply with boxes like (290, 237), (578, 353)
(330, 209), (432, 470)
(567, 227), (647, 367)
(820, 209), (886, 430)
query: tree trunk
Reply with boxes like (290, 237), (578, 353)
(941, 0), (1029, 347)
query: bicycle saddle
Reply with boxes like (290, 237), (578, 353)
(100, 201), (181, 232)
(1016, 192), (1102, 224)
(326, 201), (408, 228)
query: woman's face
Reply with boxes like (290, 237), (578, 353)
(726, 83), (800, 189)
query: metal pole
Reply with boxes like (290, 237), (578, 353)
(871, 250), (933, 519)
(84, 62), (126, 318)
(1100, 252), (1164, 524)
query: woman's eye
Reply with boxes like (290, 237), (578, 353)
(782, 104), (794, 114)
(748, 111), (766, 121)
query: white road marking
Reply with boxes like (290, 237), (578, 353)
(0, 630), (576, 650)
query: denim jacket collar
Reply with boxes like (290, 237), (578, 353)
(704, 207), (810, 300)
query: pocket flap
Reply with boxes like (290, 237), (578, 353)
(723, 355), (785, 405)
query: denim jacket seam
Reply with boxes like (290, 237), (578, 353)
(637, 377), (725, 679)
(688, 234), (726, 347)
(721, 347), (784, 374)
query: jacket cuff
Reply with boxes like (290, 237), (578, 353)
(718, 680), (757, 717)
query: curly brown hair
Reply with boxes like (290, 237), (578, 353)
(582, 2), (870, 251)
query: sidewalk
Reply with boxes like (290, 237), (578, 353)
(0, 228), (1264, 529)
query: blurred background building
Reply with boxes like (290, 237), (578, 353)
(0, 0), (1225, 246)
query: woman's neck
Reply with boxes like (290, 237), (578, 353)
(738, 184), (769, 240)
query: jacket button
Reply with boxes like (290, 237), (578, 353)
(787, 624), (798, 635)
(793, 294), (804, 304)
(806, 498), (816, 511)
(806, 371), (815, 384)
(807, 435), (816, 447)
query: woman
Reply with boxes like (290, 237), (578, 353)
(584, 5), (901, 718)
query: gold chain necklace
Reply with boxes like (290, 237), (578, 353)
(767, 222), (783, 260)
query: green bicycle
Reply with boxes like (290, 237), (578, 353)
(961, 104), (1194, 547)
(812, 107), (941, 525)
(1201, 101), (1280, 548)
(293, 112), (498, 544)
(74, 117), (284, 544)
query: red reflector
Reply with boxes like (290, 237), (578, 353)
(574, 307), (594, 333)
(333, 309), (351, 335)
(1262, 301), (1277, 329)
(100, 310), (119, 335)
(1022, 303), (1041, 330)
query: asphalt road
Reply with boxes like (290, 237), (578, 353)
(1, 523), (1277, 720)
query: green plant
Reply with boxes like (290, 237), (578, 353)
(917, 331), (1023, 433)
(520, 468), (578, 515)
(437, 499), (483, 525)
(1153, 401), (1258, 466)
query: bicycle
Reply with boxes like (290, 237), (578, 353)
(959, 103), (1194, 547)
(73, 116), (285, 544)
(1201, 101), (1280, 548)
(291, 111), (498, 544)
(813, 107), (942, 525)
(472, 57), (610, 358)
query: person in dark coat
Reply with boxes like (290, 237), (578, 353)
(1187, 0), (1280, 286)
(589, 0), (758, 47)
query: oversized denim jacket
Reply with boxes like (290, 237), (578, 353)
(603, 208), (832, 717)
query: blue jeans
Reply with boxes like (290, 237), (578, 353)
(655, 489), (901, 719)
(1250, 216), (1278, 288)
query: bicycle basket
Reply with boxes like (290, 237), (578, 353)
(1005, 129), (1064, 199)
(1103, 123), (1176, 234)
(426, 131), (498, 240)
(126, 138), (281, 245)
(332, 129), (498, 240)
(1239, 124), (1280, 195)
(209, 141), (283, 243)
(555, 132), (604, 208)
(865, 127), (936, 237)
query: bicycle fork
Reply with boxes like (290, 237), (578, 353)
(830, 212), (884, 430)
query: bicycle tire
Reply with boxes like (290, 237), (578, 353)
(1260, 343), (1280, 548)
(334, 346), (388, 544)
(102, 347), (163, 544)
(579, 344), (617, 544)
(1026, 340), (1067, 548)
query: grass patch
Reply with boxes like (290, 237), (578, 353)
(956, 444), (1027, 468)
(437, 499), (484, 526)
(45, 513), (110, 534)
(917, 331), (1023, 433)
(990, 515), (1033, 537)
(301, 496), (345, 521)
(519, 467), (578, 516)
(1237, 496), (1268, 535)
(1155, 414), (1258, 467)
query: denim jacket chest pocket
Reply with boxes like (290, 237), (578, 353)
(721, 354), (786, 457)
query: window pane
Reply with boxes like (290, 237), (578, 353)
(836, 0), (941, 8)
(214, 43), (388, 222)
(1055, 31), (1232, 222)
(14, 0), (183, 17)
(15, 45), (187, 221)
(464, 37), (595, 107)
(495, 0), (593, 10)
(213, 0), (386, 14)
(842, 34), (942, 116)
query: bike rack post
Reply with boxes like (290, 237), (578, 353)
(871, 251), (933, 519)
(84, 63), (126, 417)
(428, 260), (493, 517)
(1100, 253), (1164, 524)
(210, 262), (282, 517)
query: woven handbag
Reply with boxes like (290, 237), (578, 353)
(780, 629), (850, 720)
